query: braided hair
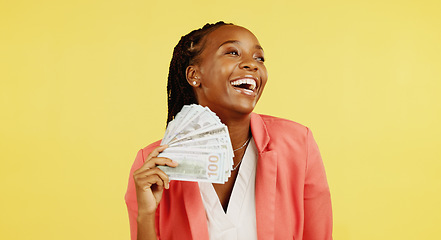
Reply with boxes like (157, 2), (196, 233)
(166, 21), (233, 124)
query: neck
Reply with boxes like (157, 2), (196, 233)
(198, 103), (253, 158)
(220, 114), (252, 156)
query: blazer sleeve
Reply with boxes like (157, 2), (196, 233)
(303, 128), (333, 239)
(125, 148), (161, 240)
(125, 149), (144, 240)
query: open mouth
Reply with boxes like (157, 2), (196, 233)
(230, 78), (257, 94)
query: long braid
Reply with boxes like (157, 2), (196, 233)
(166, 21), (233, 125)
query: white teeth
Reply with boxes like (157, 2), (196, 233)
(242, 89), (253, 94)
(230, 78), (256, 90)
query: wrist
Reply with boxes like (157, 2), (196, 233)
(137, 212), (155, 223)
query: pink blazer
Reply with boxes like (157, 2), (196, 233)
(125, 113), (333, 239)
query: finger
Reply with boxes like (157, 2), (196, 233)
(135, 156), (178, 174)
(145, 145), (169, 162)
(145, 156), (178, 169)
(135, 168), (171, 189)
(136, 174), (164, 191)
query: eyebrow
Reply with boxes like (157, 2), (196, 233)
(218, 40), (264, 51)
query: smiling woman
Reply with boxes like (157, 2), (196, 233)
(125, 21), (333, 240)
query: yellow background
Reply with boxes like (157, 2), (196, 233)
(1, 0), (440, 239)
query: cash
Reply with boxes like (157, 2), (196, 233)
(157, 104), (234, 183)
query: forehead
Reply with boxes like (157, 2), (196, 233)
(203, 25), (261, 48)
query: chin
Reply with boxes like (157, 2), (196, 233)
(232, 100), (257, 115)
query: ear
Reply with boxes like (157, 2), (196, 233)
(186, 65), (200, 87)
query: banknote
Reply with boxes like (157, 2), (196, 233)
(157, 104), (233, 183)
(158, 148), (226, 183)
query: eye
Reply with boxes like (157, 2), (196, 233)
(226, 50), (239, 56)
(255, 56), (265, 62)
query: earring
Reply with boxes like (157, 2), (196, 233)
(192, 81), (197, 85)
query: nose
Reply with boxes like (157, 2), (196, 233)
(239, 56), (258, 71)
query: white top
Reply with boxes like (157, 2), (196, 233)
(199, 138), (258, 240)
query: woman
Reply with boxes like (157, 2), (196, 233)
(125, 22), (333, 240)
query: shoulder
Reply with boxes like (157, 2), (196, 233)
(258, 114), (309, 137)
(258, 114), (306, 128)
(252, 113), (313, 154)
(139, 140), (162, 162)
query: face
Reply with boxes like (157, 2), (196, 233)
(188, 25), (268, 121)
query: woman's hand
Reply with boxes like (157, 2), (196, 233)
(133, 145), (178, 216)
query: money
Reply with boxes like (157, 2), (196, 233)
(157, 104), (234, 183)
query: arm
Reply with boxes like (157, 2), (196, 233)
(303, 128), (333, 239)
(136, 213), (157, 240)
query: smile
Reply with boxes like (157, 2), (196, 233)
(230, 78), (257, 95)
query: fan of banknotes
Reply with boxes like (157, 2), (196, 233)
(157, 104), (234, 183)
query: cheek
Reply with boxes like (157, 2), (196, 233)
(211, 62), (236, 84)
(201, 59), (237, 88)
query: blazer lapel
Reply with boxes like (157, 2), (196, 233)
(181, 181), (209, 240)
(255, 151), (278, 239)
(251, 113), (278, 239)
